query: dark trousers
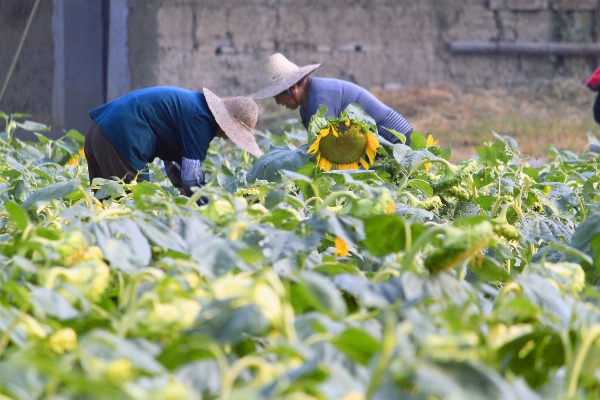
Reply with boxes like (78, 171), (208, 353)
(83, 119), (138, 185)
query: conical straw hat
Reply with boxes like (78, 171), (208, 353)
(253, 53), (321, 100)
(204, 88), (262, 157)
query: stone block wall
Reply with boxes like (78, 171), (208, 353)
(1, 0), (600, 129)
(128, 0), (600, 96)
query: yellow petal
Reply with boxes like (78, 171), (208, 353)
(424, 162), (432, 171)
(386, 201), (395, 215)
(318, 157), (326, 170)
(334, 237), (349, 257)
(331, 126), (339, 137)
(426, 134), (438, 146)
(366, 147), (376, 164)
(320, 127), (330, 137)
(351, 162), (359, 170)
(367, 132), (380, 149)
(325, 159), (332, 172)
(307, 136), (321, 154)
(359, 157), (369, 170)
(344, 120), (350, 126)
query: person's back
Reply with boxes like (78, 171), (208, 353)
(300, 77), (412, 144)
(253, 53), (413, 145)
(301, 78), (391, 126)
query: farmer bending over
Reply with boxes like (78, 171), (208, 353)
(84, 86), (261, 199)
(253, 53), (413, 145)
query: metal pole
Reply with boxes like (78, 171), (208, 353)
(450, 41), (600, 56)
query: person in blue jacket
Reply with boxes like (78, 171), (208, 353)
(253, 53), (413, 145)
(84, 86), (261, 198)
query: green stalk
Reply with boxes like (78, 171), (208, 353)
(567, 325), (600, 399)
(366, 311), (397, 398)
(220, 357), (272, 400)
(0, 305), (29, 359)
(316, 190), (359, 211)
(400, 226), (446, 271)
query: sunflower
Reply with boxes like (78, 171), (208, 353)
(307, 119), (379, 172)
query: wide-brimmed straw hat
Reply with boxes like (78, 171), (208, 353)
(253, 53), (321, 100)
(204, 88), (262, 157)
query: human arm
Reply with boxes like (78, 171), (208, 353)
(164, 158), (208, 204)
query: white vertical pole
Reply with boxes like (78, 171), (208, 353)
(52, 0), (65, 128)
(107, 0), (130, 101)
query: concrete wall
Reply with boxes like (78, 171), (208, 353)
(1, 0), (600, 131)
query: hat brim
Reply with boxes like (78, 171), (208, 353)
(253, 63), (321, 100)
(204, 88), (262, 158)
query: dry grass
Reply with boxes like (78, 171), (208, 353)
(371, 80), (599, 162)
(256, 79), (600, 163)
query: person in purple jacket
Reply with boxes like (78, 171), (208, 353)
(253, 53), (413, 145)
(84, 86), (261, 199)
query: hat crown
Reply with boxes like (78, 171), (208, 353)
(261, 53), (301, 84)
(253, 53), (321, 100)
(222, 96), (258, 131)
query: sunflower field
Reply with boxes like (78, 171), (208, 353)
(1, 106), (600, 400)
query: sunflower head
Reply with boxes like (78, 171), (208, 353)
(307, 119), (379, 172)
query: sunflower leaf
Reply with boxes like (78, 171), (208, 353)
(246, 144), (310, 183)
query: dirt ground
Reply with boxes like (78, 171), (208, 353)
(373, 80), (600, 162)
(256, 79), (600, 163)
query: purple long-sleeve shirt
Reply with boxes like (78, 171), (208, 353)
(299, 77), (413, 144)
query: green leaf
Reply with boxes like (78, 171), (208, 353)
(475, 141), (511, 164)
(192, 302), (268, 345)
(331, 327), (381, 365)
(65, 129), (85, 143)
(293, 271), (347, 319)
(327, 214), (365, 246)
(22, 180), (81, 208)
(246, 145), (310, 183)
(97, 180), (126, 199)
(12, 180), (29, 203)
(467, 255), (510, 282)
(407, 179), (433, 197)
(15, 120), (50, 132)
(497, 330), (564, 388)
(362, 214), (407, 256)
(91, 219), (151, 273)
(415, 360), (543, 399)
(409, 132), (427, 150)
(5, 200), (29, 230)
(30, 287), (80, 320)
(476, 195), (497, 211)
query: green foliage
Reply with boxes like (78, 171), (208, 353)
(0, 110), (600, 400)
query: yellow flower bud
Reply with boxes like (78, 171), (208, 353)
(155, 380), (195, 400)
(254, 282), (282, 324)
(83, 246), (104, 260)
(19, 313), (48, 339)
(47, 327), (77, 354)
(104, 358), (133, 386)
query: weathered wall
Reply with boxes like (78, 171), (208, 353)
(0, 0), (54, 123)
(1, 0), (600, 129)
(130, 0), (600, 96)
